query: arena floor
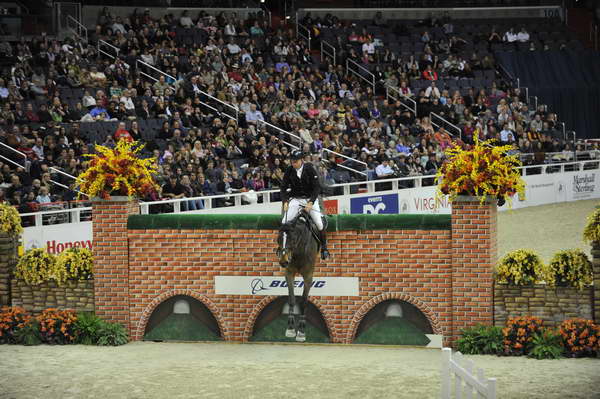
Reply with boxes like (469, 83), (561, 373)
(0, 341), (599, 399)
(1, 200), (599, 399)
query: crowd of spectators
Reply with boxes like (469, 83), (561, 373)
(0, 8), (587, 215)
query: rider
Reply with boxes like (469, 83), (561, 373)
(280, 150), (330, 260)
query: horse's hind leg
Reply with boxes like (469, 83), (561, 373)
(296, 273), (313, 342)
(284, 269), (296, 338)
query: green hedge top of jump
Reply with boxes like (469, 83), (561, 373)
(127, 214), (451, 231)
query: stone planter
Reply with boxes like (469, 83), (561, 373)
(11, 279), (94, 314)
(592, 243), (600, 323)
(0, 232), (17, 306)
(494, 282), (593, 327)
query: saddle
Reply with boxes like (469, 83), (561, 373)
(280, 210), (324, 248)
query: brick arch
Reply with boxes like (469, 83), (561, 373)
(134, 289), (228, 340)
(242, 296), (335, 342)
(345, 292), (443, 344)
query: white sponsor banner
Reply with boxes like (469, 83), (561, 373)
(23, 221), (93, 254)
(215, 276), (359, 296)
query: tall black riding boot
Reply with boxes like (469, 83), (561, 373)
(319, 230), (330, 260)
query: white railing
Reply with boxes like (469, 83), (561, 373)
(441, 348), (496, 399)
(98, 39), (119, 59)
(197, 89), (239, 122)
(385, 85), (417, 115)
(136, 59), (176, 83)
(18, 159), (600, 225)
(346, 59), (375, 93)
(66, 15), (87, 42)
(321, 40), (336, 65)
(430, 112), (462, 140)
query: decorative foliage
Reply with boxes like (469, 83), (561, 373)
(529, 329), (563, 360)
(14, 248), (58, 286)
(0, 202), (23, 236)
(437, 137), (525, 205)
(546, 249), (593, 290)
(96, 321), (129, 346)
(73, 312), (104, 345)
(502, 316), (544, 356)
(558, 319), (600, 358)
(0, 306), (31, 344)
(55, 247), (93, 284)
(583, 207), (600, 244)
(36, 308), (77, 344)
(495, 249), (546, 285)
(76, 139), (158, 200)
(15, 319), (42, 346)
(456, 324), (504, 355)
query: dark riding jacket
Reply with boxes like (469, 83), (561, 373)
(280, 162), (321, 204)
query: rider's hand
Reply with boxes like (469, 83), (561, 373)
(283, 202), (289, 212)
(305, 202), (313, 212)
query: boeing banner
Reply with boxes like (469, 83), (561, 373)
(214, 276), (359, 296)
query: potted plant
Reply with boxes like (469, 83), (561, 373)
(546, 249), (592, 290)
(55, 247), (93, 286)
(583, 207), (600, 248)
(436, 137), (525, 206)
(14, 248), (58, 286)
(0, 202), (23, 238)
(75, 140), (159, 200)
(495, 249), (546, 286)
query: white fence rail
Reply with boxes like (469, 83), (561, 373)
(441, 348), (496, 399)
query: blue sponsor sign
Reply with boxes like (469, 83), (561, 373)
(350, 194), (399, 214)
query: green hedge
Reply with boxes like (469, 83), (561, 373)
(128, 214), (451, 231)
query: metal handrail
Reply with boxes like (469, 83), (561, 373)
(50, 166), (85, 183)
(346, 58), (375, 93)
(385, 84), (417, 115)
(430, 112), (462, 140)
(197, 89), (239, 121)
(296, 22), (312, 50)
(257, 120), (367, 177)
(136, 59), (176, 81)
(0, 141), (27, 159)
(98, 39), (119, 59)
(66, 15), (87, 42)
(321, 40), (336, 65)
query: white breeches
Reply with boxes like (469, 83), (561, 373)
(282, 198), (324, 230)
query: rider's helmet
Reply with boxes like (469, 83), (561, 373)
(290, 150), (304, 161)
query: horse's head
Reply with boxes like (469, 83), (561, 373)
(278, 210), (311, 268)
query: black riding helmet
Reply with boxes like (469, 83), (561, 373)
(290, 150), (304, 160)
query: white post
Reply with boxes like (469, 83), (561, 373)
(441, 348), (451, 399)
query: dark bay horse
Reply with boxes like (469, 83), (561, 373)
(277, 209), (320, 342)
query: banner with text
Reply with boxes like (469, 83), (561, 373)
(214, 276), (359, 296)
(23, 221), (93, 254)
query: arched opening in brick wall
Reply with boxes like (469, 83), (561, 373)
(353, 299), (434, 345)
(143, 295), (223, 342)
(249, 297), (330, 343)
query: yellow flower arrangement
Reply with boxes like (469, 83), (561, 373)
(0, 202), (23, 237)
(75, 139), (159, 200)
(582, 207), (600, 244)
(437, 137), (525, 205)
(546, 249), (592, 290)
(14, 248), (58, 286)
(496, 249), (547, 285)
(55, 247), (93, 284)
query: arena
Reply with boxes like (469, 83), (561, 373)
(1, 0), (600, 398)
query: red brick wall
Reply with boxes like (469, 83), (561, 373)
(451, 197), (496, 342)
(92, 199), (497, 345)
(92, 199), (139, 331)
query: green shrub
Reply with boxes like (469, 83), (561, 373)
(529, 329), (563, 360)
(495, 249), (546, 285)
(456, 324), (504, 355)
(547, 249), (593, 290)
(97, 322), (128, 346)
(15, 319), (42, 346)
(74, 312), (104, 345)
(0, 306), (32, 344)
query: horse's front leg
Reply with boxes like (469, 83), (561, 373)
(284, 269), (296, 338)
(296, 273), (313, 342)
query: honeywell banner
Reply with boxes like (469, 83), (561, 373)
(23, 221), (93, 254)
(214, 276), (359, 296)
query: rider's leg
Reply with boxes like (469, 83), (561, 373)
(308, 204), (329, 260)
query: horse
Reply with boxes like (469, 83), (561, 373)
(277, 209), (320, 342)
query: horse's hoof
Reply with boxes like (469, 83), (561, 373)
(295, 332), (306, 342)
(285, 329), (296, 338)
